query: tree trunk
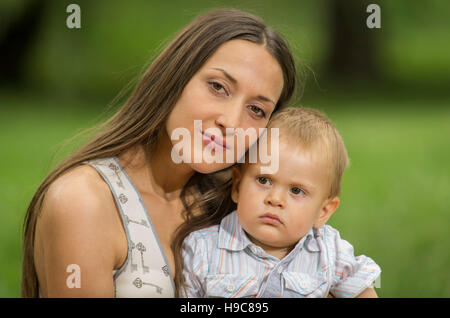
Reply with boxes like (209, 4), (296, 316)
(324, 0), (380, 81)
(0, 0), (46, 87)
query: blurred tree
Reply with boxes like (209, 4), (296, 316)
(0, 0), (47, 88)
(324, 0), (381, 81)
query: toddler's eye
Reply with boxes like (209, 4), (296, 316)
(291, 187), (305, 196)
(257, 176), (271, 185)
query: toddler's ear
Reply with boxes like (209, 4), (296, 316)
(314, 196), (340, 228)
(231, 165), (242, 204)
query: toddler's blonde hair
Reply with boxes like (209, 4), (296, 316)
(268, 107), (349, 198)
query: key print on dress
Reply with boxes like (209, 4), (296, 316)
(130, 241), (138, 273)
(161, 265), (170, 277)
(118, 193), (128, 204)
(108, 162), (125, 189)
(136, 242), (149, 274)
(133, 277), (163, 294)
(125, 215), (149, 228)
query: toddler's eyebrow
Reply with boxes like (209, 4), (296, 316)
(290, 179), (316, 192)
(211, 67), (276, 105)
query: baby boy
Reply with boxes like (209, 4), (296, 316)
(180, 107), (381, 298)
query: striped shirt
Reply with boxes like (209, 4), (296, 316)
(181, 211), (381, 298)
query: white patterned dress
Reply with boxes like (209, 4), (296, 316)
(84, 157), (175, 297)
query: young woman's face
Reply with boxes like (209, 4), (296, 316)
(166, 39), (284, 173)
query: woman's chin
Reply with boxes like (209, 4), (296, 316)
(188, 161), (234, 174)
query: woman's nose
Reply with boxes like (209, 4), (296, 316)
(215, 101), (242, 133)
(264, 187), (285, 209)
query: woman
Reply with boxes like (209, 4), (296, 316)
(22, 8), (297, 297)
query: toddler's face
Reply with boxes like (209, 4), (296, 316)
(232, 139), (339, 255)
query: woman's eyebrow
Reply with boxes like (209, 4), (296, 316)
(211, 67), (276, 105)
(212, 67), (237, 84)
(257, 95), (275, 105)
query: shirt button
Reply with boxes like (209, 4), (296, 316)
(226, 284), (235, 292)
(277, 266), (283, 274)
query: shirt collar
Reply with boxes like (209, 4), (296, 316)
(301, 228), (321, 253)
(217, 211), (321, 253)
(218, 211), (250, 251)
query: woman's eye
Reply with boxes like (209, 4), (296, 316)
(248, 105), (266, 119)
(291, 187), (305, 196)
(257, 176), (271, 185)
(209, 81), (227, 95)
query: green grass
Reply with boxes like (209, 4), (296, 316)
(1, 91), (449, 297)
(0, 93), (102, 297)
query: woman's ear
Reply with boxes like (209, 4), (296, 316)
(231, 165), (242, 204)
(313, 196), (340, 228)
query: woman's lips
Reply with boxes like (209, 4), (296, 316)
(202, 131), (228, 150)
(260, 213), (283, 226)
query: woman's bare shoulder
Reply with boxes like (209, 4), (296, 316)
(43, 164), (114, 217)
(37, 164), (121, 241)
(36, 164), (121, 297)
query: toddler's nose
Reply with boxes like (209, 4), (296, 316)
(264, 188), (285, 208)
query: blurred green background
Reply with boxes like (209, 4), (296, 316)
(1, 0), (449, 297)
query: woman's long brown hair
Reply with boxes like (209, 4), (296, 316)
(21, 8), (297, 297)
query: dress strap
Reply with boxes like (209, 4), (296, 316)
(83, 157), (175, 297)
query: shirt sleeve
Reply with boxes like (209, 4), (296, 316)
(179, 231), (209, 298)
(324, 225), (381, 298)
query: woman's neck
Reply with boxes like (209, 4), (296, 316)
(119, 133), (195, 202)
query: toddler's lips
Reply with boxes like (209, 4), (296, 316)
(260, 213), (283, 226)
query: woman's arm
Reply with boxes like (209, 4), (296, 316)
(35, 167), (124, 297)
